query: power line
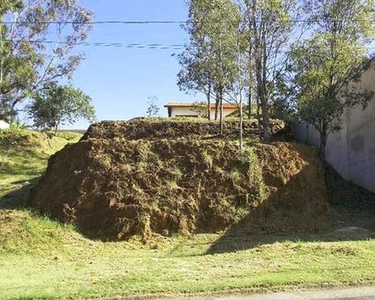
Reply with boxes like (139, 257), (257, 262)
(0, 18), (375, 25)
(5, 39), (185, 50)
(4, 39), (375, 51)
(3, 40), (375, 56)
(0, 20), (185, 25)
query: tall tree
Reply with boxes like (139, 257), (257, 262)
(0, 0), (93, 120)
(146, 95), (160, 118)
(180, 0), (240, 133)
(177, 41), (214, 120)
(28, 82), (96, 134)
(236, 0), (297, 141)
(290, 0), (375, 160)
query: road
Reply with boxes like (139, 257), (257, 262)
(185, 286), (375, 300)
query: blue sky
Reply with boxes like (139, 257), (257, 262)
(64, 0), (200, 129)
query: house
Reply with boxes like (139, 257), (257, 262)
(0, 120), (10, 130)
(164, 102), (238, 119)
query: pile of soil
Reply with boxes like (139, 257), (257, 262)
(28, 119), (328, 241)
(82, 118), (289, 141)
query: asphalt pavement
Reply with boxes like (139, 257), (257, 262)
(186, 286), (375, 300)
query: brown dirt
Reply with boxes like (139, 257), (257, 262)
(28, 119), (328, 241)
(81, 118), (290, 141)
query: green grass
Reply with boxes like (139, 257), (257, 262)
(0, 130), (81, 197)
(1, 128), (375, 300)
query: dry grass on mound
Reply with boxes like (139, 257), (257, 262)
(2, 123), (375, 300)
(82, 117), (290, 141)
(28, 119), (328, 241)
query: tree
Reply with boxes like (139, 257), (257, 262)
(146, 95), (160, 118)
(177, 43), (214, 120)
(28, 83), (96, 134)
(0, 0), (93, 120)
(290, 0), (375, 160)
(180, 0), (240, 133)
(235, 0), (298, 141)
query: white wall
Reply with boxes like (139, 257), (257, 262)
(294, 63), (375, 193)
(171, 107), (202, 118)
(0, 120), (10, 130)
(170, 107), (237, 119)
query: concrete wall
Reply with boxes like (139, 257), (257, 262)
(170, 107), (237, 119)
(294, 64), (375, 193)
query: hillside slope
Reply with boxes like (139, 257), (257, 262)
(0, 130), (82, 206)
(29, 119), (328, 241)
(0, 129), (84, 255)
(2, 124), (375, 300)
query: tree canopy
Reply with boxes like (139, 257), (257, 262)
(178, 0), (375, 152)
(27, 83), (96, 133)
(290, 0), (375, 158)
(0, 0), (93, 120)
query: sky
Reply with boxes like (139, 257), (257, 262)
(62, 0), (200, 129)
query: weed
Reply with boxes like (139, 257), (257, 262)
(100, 154), (112, 168)
(137, 161), (148, 172)
(202, 151), (213, 169)
(166, 179), (180, 190)
(121, 163), (132, 173)
(230, 168), (242, 183)
(172, 167), (183, 178)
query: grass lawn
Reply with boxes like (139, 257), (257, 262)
(1, 129), (375, 300)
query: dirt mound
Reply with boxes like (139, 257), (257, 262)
(82, 118), (289, 141)
(28, 120), (328, 241)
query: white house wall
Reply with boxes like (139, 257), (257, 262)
(170, 107), (237, 119)
(170, 107), (203, 118)
(0, 120), (10, 130)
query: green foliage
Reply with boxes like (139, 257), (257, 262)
(178, 0), (241, 125)
(121, 163), (132, 173)
(9, 118), (27, 130)
(0, 129), (81, 208)
(166, 179), (180, 190)
(245, 148), (266, 202)
(230, 168), (242, 182)
(201, 150), (213, 169)
(0, 0), (93, 119)
(179, 0), (298, 139)
(290, 0), (375, 157)
(27, 82), (96, 133)
(239, 0), (297, 140)
(146, 95), (160, 117)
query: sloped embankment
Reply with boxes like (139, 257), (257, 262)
(28, 120), (328, 241)
(82, 118), (290, 141)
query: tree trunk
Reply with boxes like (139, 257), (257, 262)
(256, 94), (262, 140)
(207, 84), (211, 120)
(215, 93), (219, 121)
(319, 130), (327, 162)
(248, 86), (252, 119)
(260, 31), (270, 142)
(54, 124), (59, 135)
(261, 99), (270, 142)
(219, 86), (224, 136)
(248, 32), (253, 120)
(238, 40), (244, 152)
